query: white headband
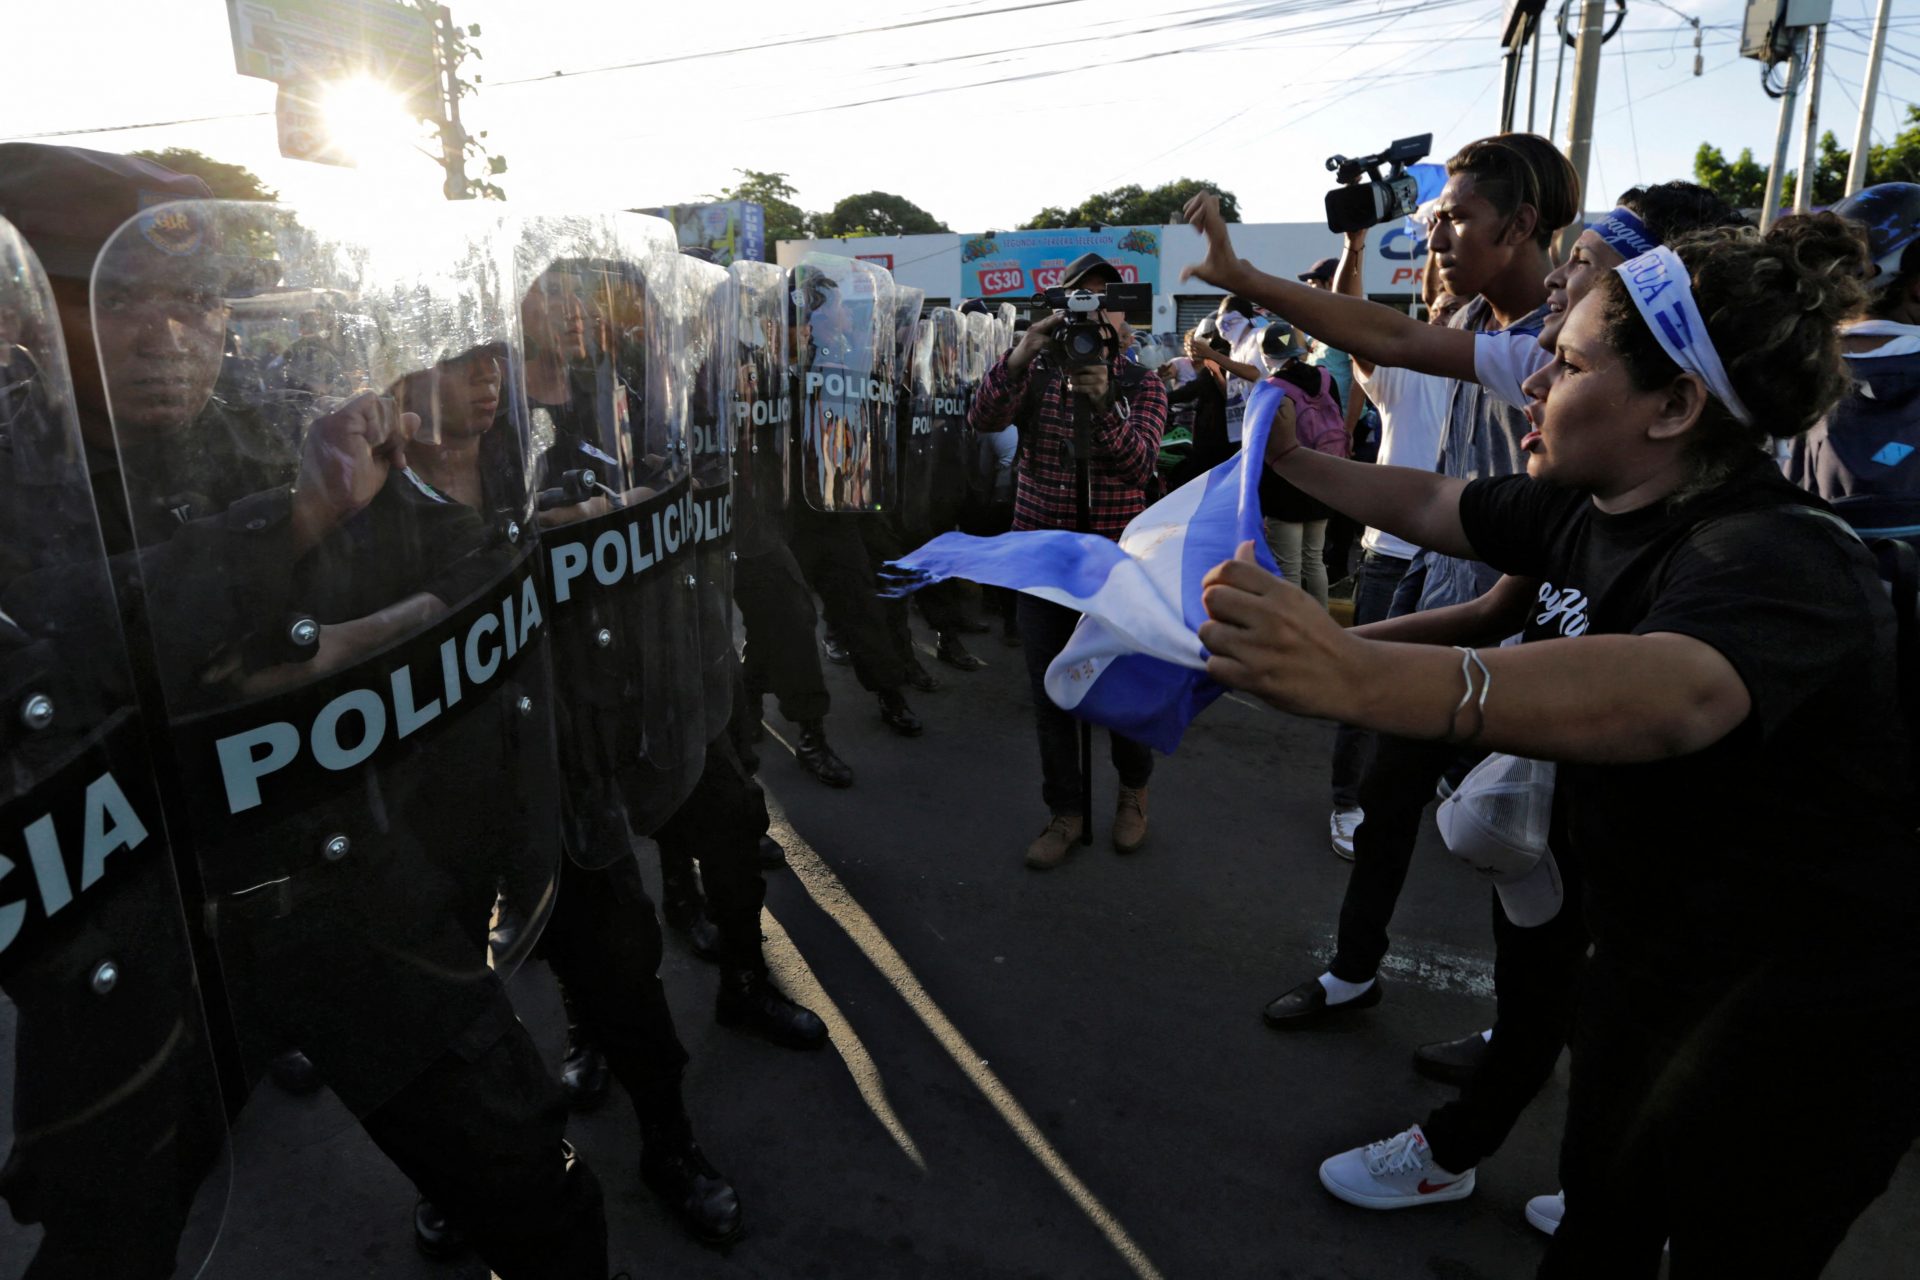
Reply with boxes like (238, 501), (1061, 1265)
(1614, 246), (1753, 427)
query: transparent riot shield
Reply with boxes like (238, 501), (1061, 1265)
(793, 254), (895, 513)
(511, 212), (704, 844)
(916, 308), (970, 539)
(90, 199), (562, 1123)
(995, 302), (1018, 361)
(679, 254), (735, 743)
(0, 217), (230, 1275)
(963, 310), (998, 507)
(889, 286), (930, 535)
(729, 261), (789, 559)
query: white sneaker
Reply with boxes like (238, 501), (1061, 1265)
(1329, 807), (1364, 860)
(1525, 1190), (1564, 1236)
(1318, 1124), (1475, 1210)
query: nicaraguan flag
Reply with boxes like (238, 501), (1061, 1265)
(883, 380), (1288, 752)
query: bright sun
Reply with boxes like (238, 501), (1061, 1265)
(318, 76), (417, 167)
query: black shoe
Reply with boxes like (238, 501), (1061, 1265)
(641, 1138), (744, 1247)
(661, 875), (724, 964)
(1413, 1028), (1492, 1088)
(821, 632), (852, 666)
(716, 967), (829, 1051)
(560, 1029), (611, 1111)
(795, 719), (854, 788)
(1261, 976), (1384, 1029)
(756, 834), (787, 870)
(877, 690), (923, 737)
(266, 1047), (321, 1096)
(413, 1198), (467, 1260)
(935, 631), (986, 671)
(903, 654), (943, 693)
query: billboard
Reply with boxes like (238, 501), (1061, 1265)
(227, 0), (441, 115)
(643, 201), (767, 266)
(960, 226), (1161, 299)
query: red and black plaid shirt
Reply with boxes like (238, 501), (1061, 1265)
(967, 352), (1167, 539)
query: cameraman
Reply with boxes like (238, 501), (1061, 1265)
(968, 252), (1168, 870)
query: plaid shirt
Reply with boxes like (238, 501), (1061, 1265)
(968, 352), (1167, 539)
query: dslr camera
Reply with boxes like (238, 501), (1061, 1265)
(1323, 133), (1431, 234)
(1037, 281), (1152, 370)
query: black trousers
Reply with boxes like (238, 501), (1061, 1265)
(655, 726), (771, 972)
(1543, 962), (1920, 1278)
(859, 516), (966, 661)
(1015, 594), (1153, 815)
(1329, 732), (1479, 984)
(789, 508), (904, 696)
(542, 852), (690, 1114)
(1328, 549), (1411, 808)
(735, 543), (831, 724)
(1420, 837), (1588, 1174)
(358, 998), (609, 1280)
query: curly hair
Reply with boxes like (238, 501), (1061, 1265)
(1446, 133), (1582, 248)
(1596, 212), (1869, 494)
(1614, 180), (1749, 244)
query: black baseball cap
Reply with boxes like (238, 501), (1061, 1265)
(0, 143), (215, 280)
(958, 297), (991, 315)
(1059, 251), (1122, 289)
(1297, 257), (1339, 284)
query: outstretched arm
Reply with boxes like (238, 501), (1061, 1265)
(1181, 193), (1477, 383)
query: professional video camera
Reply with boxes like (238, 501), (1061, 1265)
(1323, 133), (1432, 234)
(1037, 281), (1152, 369)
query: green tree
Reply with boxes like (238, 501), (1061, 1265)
(709, 170), (814, 256)
(1022, 179), (1240, 229)
(1696, 106), (1920, 212)
(817, 191), (949, 238)
(131, 148), (278, 201)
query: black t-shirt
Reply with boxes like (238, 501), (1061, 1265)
(1459, 456), (1919, 1008)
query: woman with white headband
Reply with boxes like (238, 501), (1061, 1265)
(1200, 213), (1920, 1276)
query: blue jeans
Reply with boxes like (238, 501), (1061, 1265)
(1329, 549), (1412, 808)
(1015, 595), (1154, 815)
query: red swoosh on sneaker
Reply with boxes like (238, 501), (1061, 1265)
(1417, 1179), (1461, 1194)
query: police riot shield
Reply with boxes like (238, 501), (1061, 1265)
(678, 254), (736, 743)
(793, 253), (896, 513)
(512, 212), (705, 845)
(890, 287), (932, 535)
(90, 199), (562, 1122)
(962, 310), (998, 505)
(730, 261), (789, 559)
(914, 307), (970, 538)
(0, 217), (230, 1278)
(995, 302), (1017, 361)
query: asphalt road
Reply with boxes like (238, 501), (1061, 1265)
(68, 604), (1920, 1279)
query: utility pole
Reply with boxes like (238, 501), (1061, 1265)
(1528, 14), (1543, 132)
(1792, 23), (1826, 213)
(1761, 30), (1804, 231)
(1557, 0), (1606, 259)
(434, 4), (468, 201)
(1848, 0), (1893, 194)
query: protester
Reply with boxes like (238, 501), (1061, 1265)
(967, 250), (1168, 869)
(1202, 210), (1920, 1277)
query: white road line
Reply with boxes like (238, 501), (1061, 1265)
(759, 911), (926, 1172)
(764, 796), (1166, 1280)
(1319, 933), (1496, 1000)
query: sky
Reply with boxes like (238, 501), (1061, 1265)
(5, 0), (1918, 234)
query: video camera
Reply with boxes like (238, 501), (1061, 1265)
(1323, 134), (1432, 234)
(1037, 281), (1152, 370)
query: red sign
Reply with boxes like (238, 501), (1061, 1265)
(976, 265), (1027, 296)
(855, 253), (894, 269)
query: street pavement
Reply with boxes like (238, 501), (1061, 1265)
(164, 607), (1920, 1278)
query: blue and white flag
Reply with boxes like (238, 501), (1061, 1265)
(883, 380), (1288, 753)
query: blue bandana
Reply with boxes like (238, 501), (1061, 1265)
(1591, 207), (1656, 259)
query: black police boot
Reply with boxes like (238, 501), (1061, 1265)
(638, 1107), (744, 1247)
(557, 985), (611, 1111)
(660, 868), (724, 964)
(903, 652), (942, 692)
(266, 1047), (321, 1096)
(413, 1198), (467, 1259)
(716, 965), (829, 1050)
(935, 631), (986, 671)
(794, 719), (854, 788)
(878, 689), (923, 737)
(756, 833), (787, 870)
(821, 630), (852, 666)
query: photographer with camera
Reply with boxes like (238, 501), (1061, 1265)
(968, 252), (1167, 870)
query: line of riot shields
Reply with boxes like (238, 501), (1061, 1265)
(0, 201), (1011, 1275)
